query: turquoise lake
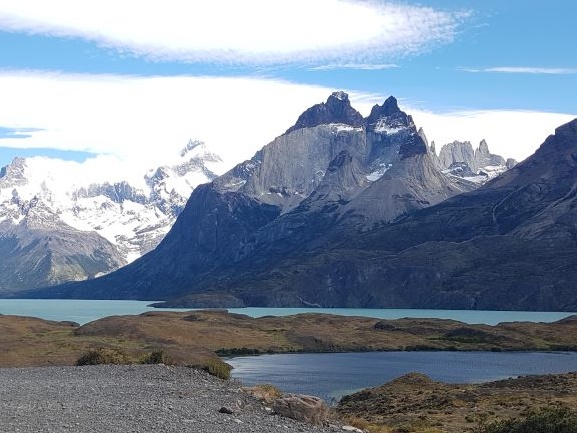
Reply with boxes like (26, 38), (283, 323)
(0, 299), (574, 325)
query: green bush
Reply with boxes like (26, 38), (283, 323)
(474, 407), (577, 433)
(76, 348), (130, 366)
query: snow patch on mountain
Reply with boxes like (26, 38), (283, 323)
(366, 163), (392, 182)
(329, 123), (364, 133)
(372, 121), (406, 135)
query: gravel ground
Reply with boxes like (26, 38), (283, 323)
(0, 365), (344, 433)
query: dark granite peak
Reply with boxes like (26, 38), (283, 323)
(285, 92), (364, 134)
(365, 96), (412, 133)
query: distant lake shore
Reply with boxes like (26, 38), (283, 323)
(0, 299), (574, 325)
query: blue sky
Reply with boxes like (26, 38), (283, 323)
(0, 0), (575, 172)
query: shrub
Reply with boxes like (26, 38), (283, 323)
(76, 348), (130, 366)
(474, 407), (577, 433)
(141, 350), (167, 364)
(197, 358), (232, 380)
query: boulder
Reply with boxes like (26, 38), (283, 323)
(272, 394), (329, 426)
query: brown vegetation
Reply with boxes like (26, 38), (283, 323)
(3, 311), (577, 370)
(337, 372), (577, 433)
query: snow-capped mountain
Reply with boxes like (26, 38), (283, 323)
(0, 139), (224, 286)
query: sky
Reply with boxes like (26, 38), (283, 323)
(0, 0), (575, 179)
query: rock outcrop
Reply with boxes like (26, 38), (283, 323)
(272, 394), (329, 426)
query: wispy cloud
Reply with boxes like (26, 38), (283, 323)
(309, 63), (399, 71)
(462, 66), (577, 75)
(0, 1), (470, 65)
(0, 126), (43, 139)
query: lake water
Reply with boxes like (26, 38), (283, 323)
(228, 351), (577, 404)
(0, 299), (574, 325)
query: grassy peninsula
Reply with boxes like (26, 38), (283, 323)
(2, 310), (577, 368)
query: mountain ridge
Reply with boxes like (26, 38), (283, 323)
(20, 93), (524, 306)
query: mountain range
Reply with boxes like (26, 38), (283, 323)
(20, 91), (570, 312)
(0, 140), (222, 294)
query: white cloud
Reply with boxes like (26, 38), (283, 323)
(0, 71), (373, 176)
(410, 109), (576, 161)
(0, 0), (469, 64)
(0, 70), (574, 185)
(309, 64), (400, 71)
(462, 67), (577, 75)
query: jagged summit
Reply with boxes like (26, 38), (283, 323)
(285, 91), (364, 134)
(180, 139), (203, 157)
(365, 96), (411, 132)
(331, 90), (348, 101)
(437, 139), (514, 183)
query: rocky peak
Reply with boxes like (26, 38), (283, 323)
(331, 90), (348, 101)
(180, 139), (203, 157)
(438, 141), (476, 171)
(477, 139), (490, 156)
(438, 140), (515, 184)
(368, 96), (401, 119)
(365, 96), (412, 133)
(285, 92), (364, 134)
(0, 157), (28, 187)
(506, 158), (517, 169)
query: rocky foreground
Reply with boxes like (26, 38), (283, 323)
(0, 364), (344, 433)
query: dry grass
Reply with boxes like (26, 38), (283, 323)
(246, 383), (283, 404)
(3, 310), (577, 370)
(337, 372), (577, 433)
